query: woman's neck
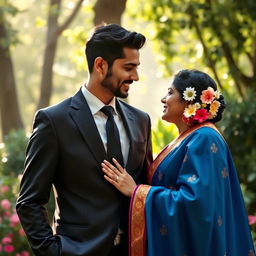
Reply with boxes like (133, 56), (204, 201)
(177, 122), (190, 135)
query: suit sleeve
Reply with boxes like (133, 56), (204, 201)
(16, 110), (61, 256)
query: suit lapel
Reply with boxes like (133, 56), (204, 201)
(69, 89), (106, 164)
(116, 100), (135, 172)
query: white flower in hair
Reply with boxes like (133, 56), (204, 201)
(214, 90), (221, 99)
(184, 104), (197, 118)
(183, 87), (197, 101)
(194, 102), (201, 109)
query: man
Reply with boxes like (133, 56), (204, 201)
(16, 24), (152, 256)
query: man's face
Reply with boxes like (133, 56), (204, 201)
(101, 47), (140, 98)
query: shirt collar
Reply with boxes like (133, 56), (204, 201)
(81, 85), (118, 115)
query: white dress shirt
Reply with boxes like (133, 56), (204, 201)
(81, 86), (130, 166)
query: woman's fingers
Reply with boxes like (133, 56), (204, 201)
(102, 165), (116, 180)
(103, 174), (118, 186)
(102, 161), (116, 174)
(101, 161), (137, 197)
(102, 159), (124, 175)
(102, 160), (117, 172)
(112, 158), (125, 174)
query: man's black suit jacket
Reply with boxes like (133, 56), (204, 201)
(16, 89), (153, 256)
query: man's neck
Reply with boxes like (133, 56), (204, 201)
(84, 83), (114, 105)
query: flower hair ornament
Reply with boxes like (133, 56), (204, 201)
(182, 86), (221, 124)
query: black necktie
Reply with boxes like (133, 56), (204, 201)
(101, 106), (124, 167)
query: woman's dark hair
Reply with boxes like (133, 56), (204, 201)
(173, 69), (226, 123)
(85, 24), (146, 73)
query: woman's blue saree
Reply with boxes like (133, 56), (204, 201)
(129, 123), (254, 256)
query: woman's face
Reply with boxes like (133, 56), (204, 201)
(161, 84), (187, 124)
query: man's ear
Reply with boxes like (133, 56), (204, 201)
(94, 57), (108, 76)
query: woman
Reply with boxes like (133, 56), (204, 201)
(102, 69), (255, 256)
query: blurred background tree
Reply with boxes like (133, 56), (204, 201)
(0, 0), (127, 138)
(128, 0), (256, 97)
(0, 1), (23, 136)
(37, 0), (84, 110)
(0, 0), (255, 247)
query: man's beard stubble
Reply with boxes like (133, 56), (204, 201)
(101, 68), (131, 99)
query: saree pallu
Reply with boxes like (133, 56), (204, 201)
(129, 123), (255, 256)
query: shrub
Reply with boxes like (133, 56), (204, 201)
(0, 175), (32, 255)
(218, 91), (256, 213)
(0, 129), (55, 255)
(0, 129), (27, 176)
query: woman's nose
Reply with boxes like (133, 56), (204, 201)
(161, 97), (166, 103)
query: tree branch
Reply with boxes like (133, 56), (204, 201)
(205, 0), (252, 96)
(45, 0), (61, 48)
(253, 39), (256, 77)
(57, 0), (84, 35)
(187, 5), (224, 91)
(246, 51), (253, 65)
(93, 0), (127, 25)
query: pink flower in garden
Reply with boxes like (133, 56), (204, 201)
(21, 251), (30, 256)
(19, 228), (26, 237)
(193, 109), (209, 123)
(4, 210), (11, 217)
(10, 213), (20, 227)
(2, 236), (12, 244)
(248, 215), (256, 225)
(1, 199), (11, 210)
(0, 185), (9, 193)
(4, 244), (14, 253)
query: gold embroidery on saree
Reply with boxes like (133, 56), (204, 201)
(210, 142), (218, 153)
(130, 185), (151, 256)
(221, 167), (228, 178)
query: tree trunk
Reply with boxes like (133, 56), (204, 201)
(37, 0), (61, 110)
(93, 0), (128, 103)
(37, 0), (84, 110)
(93, 0), (127, 25)
(0, 14), (23, 137)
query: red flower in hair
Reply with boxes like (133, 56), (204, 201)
(193, 109), (209, 123)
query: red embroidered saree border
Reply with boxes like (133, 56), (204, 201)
(129, 184), (151, 256)
(147, 122), (220, 183)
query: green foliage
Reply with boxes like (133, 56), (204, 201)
(0, 1), (21, 48)
(219, 91), (256, 212)
(0, 129), (27, 176)
(127, 0), (256, 96)
(0, 129), (55, 254)
(0, 1), (20, 17)
(152, 119), (178, 155)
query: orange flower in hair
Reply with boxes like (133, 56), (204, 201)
(200, 87), (215, 104)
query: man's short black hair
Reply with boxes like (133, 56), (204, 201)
(85, 24), (146, 73)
